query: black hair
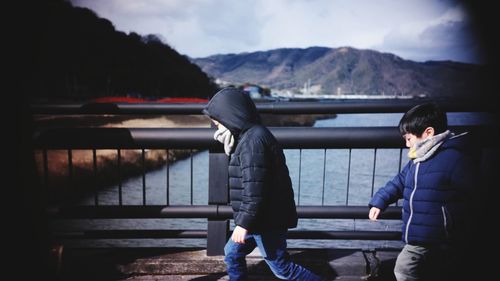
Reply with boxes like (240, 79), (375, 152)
(398, 102), (448, 137)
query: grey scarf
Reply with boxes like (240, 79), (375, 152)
(409, 130), (453, 163)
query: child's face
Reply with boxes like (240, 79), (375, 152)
(403, 133), (422, 148)
(211, 119), (221, 129)
(402, 127), (435, 148)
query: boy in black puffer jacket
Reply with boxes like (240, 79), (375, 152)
(203, 87), (324, 281)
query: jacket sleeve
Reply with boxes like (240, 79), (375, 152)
(234, 138), (269, 230)
(449, 150), (481, 231)
(369, 161), (410, 211)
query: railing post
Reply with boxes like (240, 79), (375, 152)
(207, 150), (229, 256)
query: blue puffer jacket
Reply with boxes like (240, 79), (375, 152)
(369, 132), (479, 245)
(203, 88), (298, 232)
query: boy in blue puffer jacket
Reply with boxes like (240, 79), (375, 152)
(368, 102), (480, 281)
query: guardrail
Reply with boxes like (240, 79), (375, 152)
(32, 100), (496, 255)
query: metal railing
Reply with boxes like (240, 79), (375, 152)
(32, 100), (496, 255)
(31, 99), (496, 115)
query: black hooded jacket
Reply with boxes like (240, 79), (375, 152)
(203, 87), (298, 232)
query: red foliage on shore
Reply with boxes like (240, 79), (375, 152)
(91, 97), (208, 103)
(156, 97), (208, 103)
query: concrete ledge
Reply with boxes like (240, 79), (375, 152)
(59, 247), (400, 280)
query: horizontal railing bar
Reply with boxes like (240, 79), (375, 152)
(53, 229), (402, 240)
(34, 126), (491, 149)
(30, 99), (496, 115)
(54, 230), (208, 239)
(287, 230), (401, 240)
(47, 205), (402, 220)
(297, 206), (401, 219)
(33, 127), (216, 149)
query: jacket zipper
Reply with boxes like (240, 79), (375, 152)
(441, 206), (449, 238)
(405, 162), (419, 243)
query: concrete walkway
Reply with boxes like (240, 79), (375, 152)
(57, 247), (401, 280)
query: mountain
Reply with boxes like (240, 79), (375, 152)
(192, 46), (489, 98)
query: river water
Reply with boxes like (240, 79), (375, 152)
(55, 112), (493, 249)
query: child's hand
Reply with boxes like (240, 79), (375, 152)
(232, 225), (248, 244)
(369, 207), (381, 221)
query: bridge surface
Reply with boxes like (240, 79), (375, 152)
(56, 245), (490, 280)
(57, 247), (401, 280)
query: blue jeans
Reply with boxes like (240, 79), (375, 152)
(223, 229), (324, 281)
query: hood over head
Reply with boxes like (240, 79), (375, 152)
(202, 87), (261, 136)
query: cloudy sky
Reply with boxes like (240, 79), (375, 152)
(70, 0), (482, 63)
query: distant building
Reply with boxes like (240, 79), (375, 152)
(242, 85), (262, 99)
(239, 83), (271, 99)
(300, 79), (322, 95)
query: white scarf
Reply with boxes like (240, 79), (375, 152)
(214, 124), (235, 156)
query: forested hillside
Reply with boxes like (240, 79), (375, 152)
(26, 0), (217, 101)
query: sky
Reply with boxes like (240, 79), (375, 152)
(70, 0), (483, 64)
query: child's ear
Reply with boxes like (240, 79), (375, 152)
(424, 127), (435, 137)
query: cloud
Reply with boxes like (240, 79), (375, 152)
(71, 0), (481, 63)
(375, 3), (480, 63)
